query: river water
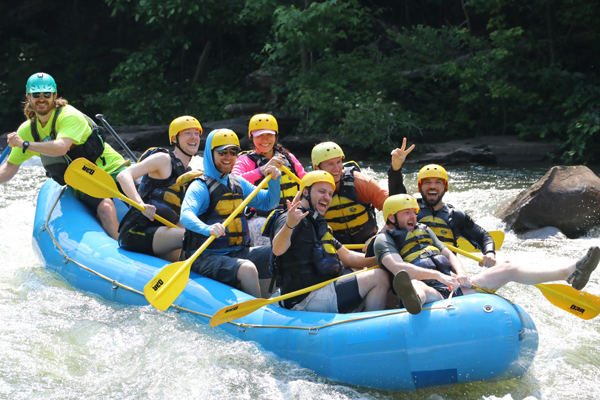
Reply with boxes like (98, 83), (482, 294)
(1, 159), (599, 400)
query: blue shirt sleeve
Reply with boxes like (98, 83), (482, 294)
(180, 180), (212, 235)
(240, 175), (281, 211)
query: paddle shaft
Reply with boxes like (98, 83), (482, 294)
(96, 114), (137, 161)
(210, 265), (380, 326)
(280, 165), (301, 185)
(447, 243), (489, 264)
(151, 175), (272, 302)
(67, 159), (178, 228)
(0, 146), (10, 164)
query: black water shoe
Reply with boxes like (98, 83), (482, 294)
(569, 246), (600, 290)
(393, 271), (422, 315)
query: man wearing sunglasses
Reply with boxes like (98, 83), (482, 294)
(179, 129), (281, 298)
(1, 72), (129, 240)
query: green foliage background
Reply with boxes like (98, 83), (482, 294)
(1, 0), (599, 163)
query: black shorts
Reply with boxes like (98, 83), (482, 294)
(76, 166), (126, 212)
(334, 268), (363, 313)
(79, 193), (105, 213)
(118, 225), (160, 255)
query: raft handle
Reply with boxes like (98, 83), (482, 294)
(309, 328), (319, 335)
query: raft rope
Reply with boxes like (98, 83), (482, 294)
(42, 187), (498, 333)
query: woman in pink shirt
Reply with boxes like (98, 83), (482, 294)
(233, 114), (307, 246)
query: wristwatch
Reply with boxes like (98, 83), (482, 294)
(22, 141), (30, 153)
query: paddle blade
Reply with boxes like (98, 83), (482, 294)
(210, 298), (273, 327)
(456, 231), (505, 253)
(144, 261), (191, 311)
(65, 158), (119, 198)
(535, 283), (600, 320)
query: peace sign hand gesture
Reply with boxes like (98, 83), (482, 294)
(285, 191), (309, 229)
(391, 138), (416, 171)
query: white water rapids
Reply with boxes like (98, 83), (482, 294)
(1, 159), (599, 399)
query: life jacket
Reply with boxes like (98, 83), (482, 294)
(119, 148), (190, 231)
(324, 162), (378, 244)
(417, 211), (455, 246)
(30, 107), (106, 186)
(263, 207), (344, 308)
(182, 174), (250, 253)
(386, 225), (453, 288)
(418, 200), (474, 247)
(387, 223), (442, 263)
(243, 151), (300, 215)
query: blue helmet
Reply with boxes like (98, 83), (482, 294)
(26, 72), (57, 94)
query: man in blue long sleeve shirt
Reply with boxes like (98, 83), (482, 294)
(180, 129), (281, 297)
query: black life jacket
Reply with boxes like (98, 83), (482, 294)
(417, 200), (472, 247)
(182, 175), (250, 254)
(30, 107), (106, 186)
(324, 162), (378, 244)
(263, 207), (344, 309)
(243, 151), (300, 216)
(119, 148), (189, 231)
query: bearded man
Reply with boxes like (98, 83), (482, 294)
(1, 72), (129, 239)
(416, 164), (497, 267)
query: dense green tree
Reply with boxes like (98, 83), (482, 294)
(2, 0), (599, 163)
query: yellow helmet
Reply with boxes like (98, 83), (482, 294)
(248, 114), (278, 138)
(383, 194), (420, 221)
(210, 129), (241, 151)
(299, 171), (336, 194)
(311, 142), (345, 169)
(169, 116), (202, 144)
(418, 164), (449, 191)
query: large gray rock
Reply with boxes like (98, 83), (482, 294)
(498, 165), (600, 238)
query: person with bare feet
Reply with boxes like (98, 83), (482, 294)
(370, 194), (600, 315)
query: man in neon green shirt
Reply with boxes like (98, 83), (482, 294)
(1, 72), (129, 239)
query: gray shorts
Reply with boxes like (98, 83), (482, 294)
(190, 246), (272, 289)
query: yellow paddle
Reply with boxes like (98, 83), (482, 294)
(65, 158), (178, 228)
(144, 175), (272, 311)
(209, 266), (379, 327)
(447, 243), (600, 320)
(280, 165), (302, 185)
(456, 231), (505, 253)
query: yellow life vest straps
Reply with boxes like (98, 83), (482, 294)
(418, 215), (456, 245)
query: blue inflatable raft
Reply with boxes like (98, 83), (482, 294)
(32, 179), (539, 391)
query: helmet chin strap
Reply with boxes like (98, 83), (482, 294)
(301, 188), (319, 217)
(301, 192), (313, 211)
(386, 216), (402, 230)
(174, 140), (194, 158)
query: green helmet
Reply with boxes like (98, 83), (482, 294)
(26, 72), (57, 94)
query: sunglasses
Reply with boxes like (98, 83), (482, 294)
(217, 148), (239, 157)
(31, 92), (53, 99)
